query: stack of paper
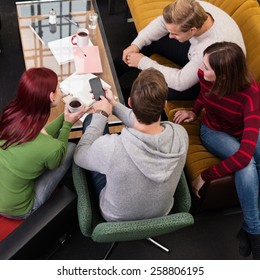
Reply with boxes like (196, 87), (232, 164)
(48, 36), (75, 65)
(48, 36), (97, 66)
(61, 72), (111, 120)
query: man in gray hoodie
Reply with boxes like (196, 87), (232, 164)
(74, 68), (188, 221)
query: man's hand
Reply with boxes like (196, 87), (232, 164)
(173, 110), (197, 124)
(92, 96), (112, 116)
(125, 53), (144, 68)
(104, 88), (118, 106)
(122, 44), (140, 64)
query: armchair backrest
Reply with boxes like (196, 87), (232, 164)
(72, 161), (91, 236)
(72, 161), (191, 235)
(171, 171), (191, 213)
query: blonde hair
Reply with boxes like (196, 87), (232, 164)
(163, 0), (208, 32)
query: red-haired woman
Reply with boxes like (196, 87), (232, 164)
(0, 67), (85, 220)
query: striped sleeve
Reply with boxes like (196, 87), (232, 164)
(202, 81), (260, 181)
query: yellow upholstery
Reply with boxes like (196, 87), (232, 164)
(127, 0), (172, 32)
(127, 0), (260, 211)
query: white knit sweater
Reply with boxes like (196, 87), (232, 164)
(132, 1), (246, 91)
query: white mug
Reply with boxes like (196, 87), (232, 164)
(68, 97), (83, 113)
(71, 28), (89, 48)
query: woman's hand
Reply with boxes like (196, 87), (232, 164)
(64, 104), (86, 124)
(192, 175), (205, 198)
(122, 44), (140, 64)
(173, 110), (197, 124)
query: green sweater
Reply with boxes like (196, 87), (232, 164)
(0, 114), (73, 216)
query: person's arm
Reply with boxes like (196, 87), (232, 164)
(112, 103), (135, 128)
(173, 91), (204, 123)
(74, 113), (114, 173)
(103, 88), (135, 128)
(202, 106), (260, 181)
(46, 104), (85, 141)
(74, 95), (113, 171)
(122, 16), (168, 66)
(131, 16), (168, 50)
(137, 52), (201, 91)
(45, 114), (65, 137)
(191, 92), (204, 115)
(44, 115), (73, 169)
(129, 16), (201, 91)
(44, 142), (68, 170)
(45, 113), (72, 145)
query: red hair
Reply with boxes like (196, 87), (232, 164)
(0, 67), (58, 149)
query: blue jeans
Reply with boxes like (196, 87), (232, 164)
(82, 114), (108, 199)
(1, 142), (76, 220)
(200, 124), (260, 234)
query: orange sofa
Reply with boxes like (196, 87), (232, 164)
(127, 0), (260, 212)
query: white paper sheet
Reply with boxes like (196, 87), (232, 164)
(48, 36), (75, 65)
(60, 72), (111, 121)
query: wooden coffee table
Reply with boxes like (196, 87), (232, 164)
(16, 0), (124, 137)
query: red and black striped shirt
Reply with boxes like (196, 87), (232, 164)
(193, 69), (260, 181)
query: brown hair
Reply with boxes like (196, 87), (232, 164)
(130, 68), (168, 124)
(204, 42), (253, 97)
(163, 0), (208, 32)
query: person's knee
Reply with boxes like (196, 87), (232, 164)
(83, 113), (93, 133)
(67, 142), (76, 155)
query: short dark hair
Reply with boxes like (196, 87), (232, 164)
(204, 42), (253, 97)
(130, 68), (168, 124)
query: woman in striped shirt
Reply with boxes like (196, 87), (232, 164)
(174, 42), (260, 260)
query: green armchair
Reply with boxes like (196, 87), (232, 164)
(72, 161), (194, 259)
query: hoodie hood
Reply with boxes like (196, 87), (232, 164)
(121, 122), (188, 183)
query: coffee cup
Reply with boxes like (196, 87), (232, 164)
(71, 28), (89, 48)
(68, 97), (83, 113)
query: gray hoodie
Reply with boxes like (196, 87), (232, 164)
(74, 103), (188, 221)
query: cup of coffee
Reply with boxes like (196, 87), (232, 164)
(71, 28), (89, 48)
(68, 97), (83, 113)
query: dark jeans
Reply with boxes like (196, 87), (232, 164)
(82, 114), (109, 199)
(114, 35), (200, 101)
